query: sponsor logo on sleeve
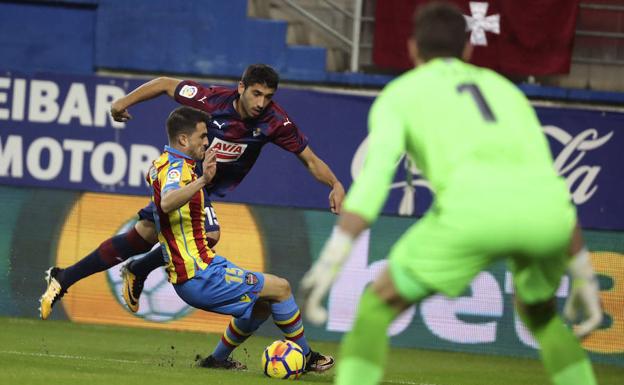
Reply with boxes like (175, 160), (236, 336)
(167, 169), (181, 183)
(207, 137), (248, 162)
(179, 85), (198, 99)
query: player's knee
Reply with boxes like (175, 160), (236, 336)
(275, 277), (292, 299)
(371, 269), (412, 312)
(135, 220), (158, 244)
(266, 276), (291, 301)
(206, 230), (220, 248)
(515, 297), (556, 331)
(261, 274), (293, 301)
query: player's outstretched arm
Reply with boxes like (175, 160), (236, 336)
(111, 77), (182, 122)
(296, 146), (345, 214)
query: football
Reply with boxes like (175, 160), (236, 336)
(262, 340), (306, 380)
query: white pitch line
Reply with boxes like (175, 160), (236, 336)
(0, 350), (147, 365)
(1, 350), (437, 385)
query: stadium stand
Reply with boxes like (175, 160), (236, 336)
(0, 0), (393, 85)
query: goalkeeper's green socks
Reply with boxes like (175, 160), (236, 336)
(335, 287), (399, 385)
(524, 311), (597, 385)
(338, 291), (597, 385)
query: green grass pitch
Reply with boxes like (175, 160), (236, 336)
(0, 317), (621, 385)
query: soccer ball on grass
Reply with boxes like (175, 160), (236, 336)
(262, 340), (306, 380)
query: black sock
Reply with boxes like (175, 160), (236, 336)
(59, 227), (153, 289)
(128, 247), (166, 278)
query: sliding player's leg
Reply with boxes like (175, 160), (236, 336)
(174, 256), (267, 370)
(196, 301), (271, 370)
(39, 205), (157, 319)
(120, 246), (165, 313)
(174, 256), (333, 372)
(259, 273), (334, 372)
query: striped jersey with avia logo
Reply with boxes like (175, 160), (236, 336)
(147, 146), (214, 284)
(174, 80), (309, 197)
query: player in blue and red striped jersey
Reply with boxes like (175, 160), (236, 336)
(39, 64), (340, 371)
(113, 64), (339, 314)
(147, 106), (333, 371)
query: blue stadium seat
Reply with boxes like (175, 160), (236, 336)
(0, 0), (333, 82)
(0, 2), (95, 74)
(95, 0), (327, 80)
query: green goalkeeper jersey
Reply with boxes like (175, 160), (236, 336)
(344, 58), (564, 223)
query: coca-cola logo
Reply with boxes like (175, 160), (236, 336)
(350, 126), (614, 215)
(544, 125), (613, 205)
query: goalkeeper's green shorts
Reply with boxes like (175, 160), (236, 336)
(388, 179), (575, 305)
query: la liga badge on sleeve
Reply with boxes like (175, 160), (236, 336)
(179, 85), (198, 98)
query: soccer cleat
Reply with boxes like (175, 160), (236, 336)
(121, 263), (145, 313)
(305, 350), (335, 373)
(39, 267), (66, 320)
(194, 354), (247, 370)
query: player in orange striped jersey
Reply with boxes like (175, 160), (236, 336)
(40, 64), (344, 319)
(149, 106), (334, 372)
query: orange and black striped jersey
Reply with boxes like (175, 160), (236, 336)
(147, 146), (214, 284)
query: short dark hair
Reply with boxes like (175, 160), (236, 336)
(413, 1), (467, 61)
(241, 64), (279, 89)
(166, 106), (210, 142)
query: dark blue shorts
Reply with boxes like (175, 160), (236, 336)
(137, 200), (220, 233)
(173, 256), (265, 319)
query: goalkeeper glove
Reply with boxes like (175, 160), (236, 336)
(563, 248), (603, 339)
(299, 227), (354, 325)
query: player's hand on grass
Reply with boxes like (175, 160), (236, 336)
(329, 182), (345, 214)
(563, 250), (603, 339)
(202, 148), (217, 184)
(110, 100), (132, 122)
(300, 227), (354, 325)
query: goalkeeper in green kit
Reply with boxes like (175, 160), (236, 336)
(300, 2), (603, 385)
